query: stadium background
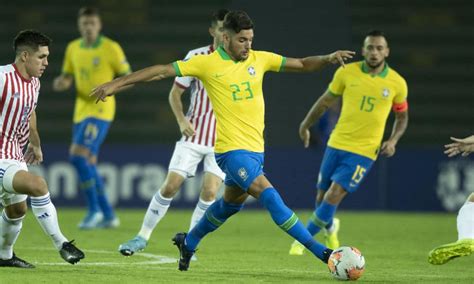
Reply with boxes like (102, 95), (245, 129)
(0, 0), (472, 211)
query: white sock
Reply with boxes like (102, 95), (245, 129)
(189, 198), (215, 231)
(0, 211), (24, 260)
(30, 193), (68, 250)
(457, 201), (474, 240)
(138, 191), (172, 240)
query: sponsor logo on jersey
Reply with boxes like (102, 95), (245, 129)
(248, 66), (256, 76)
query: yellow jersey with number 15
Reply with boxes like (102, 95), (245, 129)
(173, 46), (286, 154)
(328, 61), (408, 160)
(61, 35), (131, 123)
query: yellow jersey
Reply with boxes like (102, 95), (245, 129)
(173, 46), (285, 153)
(61, 35), (131, 123)
(328, 61), (408, 160)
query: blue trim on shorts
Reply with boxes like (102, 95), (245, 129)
(72, 118), (111, 155)
(317, 146), (374, 193)
(215, 150), (264, 191)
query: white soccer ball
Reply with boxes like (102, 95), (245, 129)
(327, 246), (365, 281)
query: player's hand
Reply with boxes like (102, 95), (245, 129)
(90, 81), (118, 103)
(444, 136), (474, 157)
(380, 140), (396, 157)
(299, 123), (311, 148)
(179, 119), (195, 138)
(328, 50), (356, 67)
(24, 144), (43, 165)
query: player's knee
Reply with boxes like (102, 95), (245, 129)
(160, 182), (180, 198)
(70, 154), (89, 170)
(200, 185), (218, 201)
(5, 202), (27, 218)
(28, 176), (49, 197)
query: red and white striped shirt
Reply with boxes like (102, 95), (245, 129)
(0, 64), (40, 161)
(174, 45), (216, 147)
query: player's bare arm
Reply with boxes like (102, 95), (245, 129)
(299, 90), (340, 148)
(52, 74), (73, 92)
(90, 63), (176, 103)
(284, 50), (355, 72)
(168, 83), (195, 137)
(444, 135), (474, 157)
(24, 110), (43, 165)
(381, 110), (408, 157)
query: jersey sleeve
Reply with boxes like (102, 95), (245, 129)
(61, 43), (74, 75)
(259, 51), (286, 73)
(328, 67), (346, 96)
(174, 51), (194, 89)
(110, 42), (131, 76)
(393, 77), (408, 104)
(172, 55), (206, 79)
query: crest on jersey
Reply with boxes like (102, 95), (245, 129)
(382, 88), (390, 98)
(248, 66), (256, 76)
(13, 92), (20, 99)
(238, 167), (248, 181)
(93, 57), (100, 66)
(21, 106), (30, 124)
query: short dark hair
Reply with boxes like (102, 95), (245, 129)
(366, 30), (385, 38)
(13, 30), (52, 54)
(211, 9), (229, 26)
(78, 6), (100, 18)
(223, 10), (254, 34)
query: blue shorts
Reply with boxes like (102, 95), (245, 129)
(72, 118), (111, 155)
(215, 150), (264, 191)
(317, 147), (374, 193)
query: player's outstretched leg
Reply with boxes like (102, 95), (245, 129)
(0, 253), (35, 268)
(258, 187), (332, 263)
(118, 190), (173, 256)
(172, 198), (244, 271)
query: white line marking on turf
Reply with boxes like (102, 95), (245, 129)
(22, 247), (177, 266)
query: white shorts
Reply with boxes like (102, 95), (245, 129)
(0, 159), (28, 207)
(168, 141), (226, 180)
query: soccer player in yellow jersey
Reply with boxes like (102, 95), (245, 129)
(91, 11), (355, 271)
(52, 7), (131, 229)
(289, 30), (409, 255)
(428, 135), (474, 264)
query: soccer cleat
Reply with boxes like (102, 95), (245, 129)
(78, 211), (103, 230)
(118, 236), (147, 256)
(59, 240), (85, 264)
(289, 240), (306, 255)
(428, 239), (474, 265)
(324, 218), (340, 250)
(98, 217), (120, 229)
(172, 232), (195, 271)
(0, 253), (35, 268)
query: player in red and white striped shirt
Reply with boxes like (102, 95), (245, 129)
(118, 9), (229, 256)
(0, 30), (84, 268)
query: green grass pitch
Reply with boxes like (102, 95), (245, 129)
(1, 209), (473, 283)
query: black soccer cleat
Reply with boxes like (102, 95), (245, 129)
(0, 253), (35, 268)
(172, 232), (195, 271)
(59, 240), (85, 264)
(322, 248), (333, 264)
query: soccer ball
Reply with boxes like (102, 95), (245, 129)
(327, 246), (365, 281)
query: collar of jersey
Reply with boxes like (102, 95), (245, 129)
(217, 46), (239, 63)
(361, 61), (389, 78)
(80, 35), (103, 49)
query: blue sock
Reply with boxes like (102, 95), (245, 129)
(185, 198), (243, 251)
(90, 165), (115, 220)
(307, 200), (337, 236)
(70, 155), (99, 213)
(259, 188), (328, 261)
(314, 197), (333, 230)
